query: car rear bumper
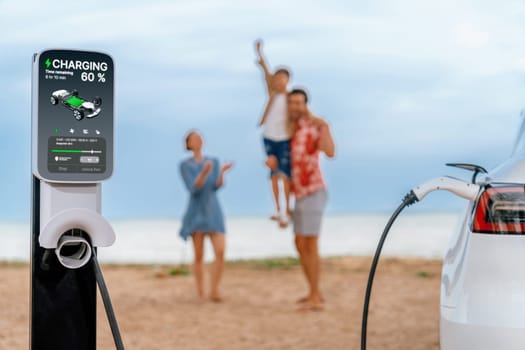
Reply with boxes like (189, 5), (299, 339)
(441, 317), (525, 350)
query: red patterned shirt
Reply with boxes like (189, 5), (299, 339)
(291, 117), (326, 199)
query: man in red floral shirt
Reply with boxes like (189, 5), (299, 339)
(288, 88), (335, 311)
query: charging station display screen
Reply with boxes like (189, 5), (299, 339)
(33, 49), (114, 182)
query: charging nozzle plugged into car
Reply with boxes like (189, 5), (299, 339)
(361, 176), (480, 350)
(412, 176), (480, 202)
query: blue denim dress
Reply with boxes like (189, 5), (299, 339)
(179, 156), (225, 240)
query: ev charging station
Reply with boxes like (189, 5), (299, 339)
(31, 49), (121, 349)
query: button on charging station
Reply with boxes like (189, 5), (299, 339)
(80, 156), (100, 164)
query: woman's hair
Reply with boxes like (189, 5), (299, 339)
(184, 130), (198, 151)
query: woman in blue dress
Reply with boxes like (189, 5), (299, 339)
(180, 131), (233, 302)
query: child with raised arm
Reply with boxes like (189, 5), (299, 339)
(255, 39), (292, 227)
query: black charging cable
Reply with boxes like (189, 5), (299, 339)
(361, 191), (419, 350)
(92, 251), (125, 350)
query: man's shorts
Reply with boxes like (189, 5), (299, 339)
(293, 190), (328, 236)
(263, 138), (291, 178)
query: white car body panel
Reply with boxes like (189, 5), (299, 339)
(440, 116), (525, 349)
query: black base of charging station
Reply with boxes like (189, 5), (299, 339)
(30, 176), (97, 350)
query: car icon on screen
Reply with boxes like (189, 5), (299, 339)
(50, 89), (102, 121)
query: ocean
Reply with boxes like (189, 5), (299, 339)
(0, 212), (463, 264)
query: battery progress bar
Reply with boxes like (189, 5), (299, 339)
(52, 149), (102, 154)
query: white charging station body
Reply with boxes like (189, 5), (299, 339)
(31, 49), (115, 350)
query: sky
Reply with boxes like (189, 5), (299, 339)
(1, 0), (525, 221)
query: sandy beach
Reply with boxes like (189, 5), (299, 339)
(0, 256), (442, 349)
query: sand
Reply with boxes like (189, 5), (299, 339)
(0, 256), (442, 349)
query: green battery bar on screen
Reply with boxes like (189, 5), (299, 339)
(52, 149), (102, 154)
(51, 149), (83, 153)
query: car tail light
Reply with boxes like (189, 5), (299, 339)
(473, 186), (525, 234)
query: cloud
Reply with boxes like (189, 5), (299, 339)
(455, 22), (491, 49)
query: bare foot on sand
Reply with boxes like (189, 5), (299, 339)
(296, 295), (325, 304)
(297, 302), (324, 312)
(210, 294), (224, 303)
(296, 294), (324, 311)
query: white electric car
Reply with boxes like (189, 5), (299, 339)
(439, 115), (525, 349)
(362, 115), (525, 350)
(50, 89), (102, 121)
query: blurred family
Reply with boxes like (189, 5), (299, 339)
(178, 39), (335, 311)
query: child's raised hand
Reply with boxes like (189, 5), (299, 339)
(255, 39), (263, 54)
